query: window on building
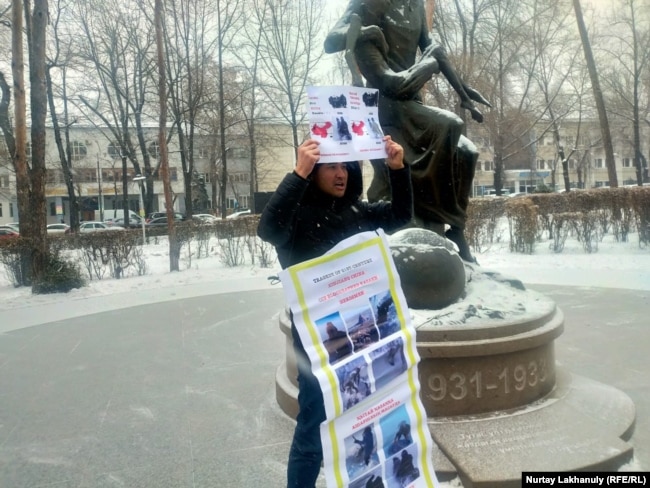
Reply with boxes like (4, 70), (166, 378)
(229, 147), (250, 159)
(228, 172), (250, 183)
(594, 158), (604, 168)
(0, 203), (2, 217)
(107, 143), (122, 158)
(198, 147), (209, 159)
(9, 202), (14, 217)
(50, 202), (56, 216)
(148, 141), (160, 159)
(595, 180), (609, 188)
(71, 141), (88, 161)
(0, 175), (8, 187)
(46, 169), (65, 185)
(26, 142), (32, 160)
(622, 158), (632, 168)
(537, 160), (545, 170)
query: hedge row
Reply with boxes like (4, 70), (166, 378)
(466, 186), (650, 254)
(0, 216), (275, 292)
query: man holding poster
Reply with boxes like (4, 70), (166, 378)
(257, 136), (412, 488)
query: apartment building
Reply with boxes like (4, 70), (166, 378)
(1, 118), (647, 226)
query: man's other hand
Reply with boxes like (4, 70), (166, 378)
(295, 139), (321, 179)
(384, 136), (404, 170)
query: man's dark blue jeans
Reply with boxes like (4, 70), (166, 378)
(287, 324), (326, 488)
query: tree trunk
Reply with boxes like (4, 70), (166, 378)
(573, 0), (618, 187)
(11, 0), (31, 285)
(27, 0), (50, 290)
(46, 68), (80, 230)
(155, 0), (179, 271)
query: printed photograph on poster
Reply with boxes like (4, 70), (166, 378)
(385, 444), (421, 488)
(344, 424), (380, 481)
(370, 291), (402, 338)
(379, 404), (413, 456)
(369, 337), (407, 391)
(341, 304), (381, 352)
(349, 467), (386, 488)
(306, 86), (387, 163)
(337, 356), (373, 411)
(315, 312), (354, 365)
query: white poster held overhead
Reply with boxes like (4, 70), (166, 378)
(306, 86), (388, 164)
(279, 230), (439, 488)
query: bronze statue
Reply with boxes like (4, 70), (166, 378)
(325, 0), (491, 262)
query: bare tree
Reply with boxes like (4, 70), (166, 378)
(72, 0), (158, 222)
(573, 0), (618, 187)
(599, 0), (650, 185)
(154, 0), (179, 271)
(10, 0), (30, 284)
(160, 0), (228, 218)
(253, 0), (325, 160)
(7, 0), (51, 289)
(45, 0), (82, 230)
(215, 0), (244, 218)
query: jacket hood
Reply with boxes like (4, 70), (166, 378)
(302, 160), (363, 206)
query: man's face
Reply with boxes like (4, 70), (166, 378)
(313, 163), (348, 198)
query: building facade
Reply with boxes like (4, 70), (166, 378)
(1, 118), (647, 227)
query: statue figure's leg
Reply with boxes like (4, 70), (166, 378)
(445, 135), (478, 262)
(377, 98), (478, 262)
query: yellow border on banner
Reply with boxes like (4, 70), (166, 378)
(288, 232), (437, 487)
(377, 235), (437, 487)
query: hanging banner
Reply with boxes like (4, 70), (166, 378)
(306, 86), (387, 164)
(280, 230), (439, 488)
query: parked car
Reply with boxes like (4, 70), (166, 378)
(3, 223), (20, 232)
(76, 221), (125, 233)
(192, 213), (219, 224)
(0, 228), (19, 239)
(106, 217), (143, 229)
(47, 223), (70, 234)
(146, 217), (174, 227)
(226, 209), (252, 219)
(146, 212), (185, 223)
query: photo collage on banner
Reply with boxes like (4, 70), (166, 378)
(306, 86), (388, 164)
(280, 231), (439, 488)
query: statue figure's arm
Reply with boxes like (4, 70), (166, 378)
(356, 41), (439, 100)
(324, 1), (388, 57)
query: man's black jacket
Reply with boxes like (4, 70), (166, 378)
(257, 161), (413, 268)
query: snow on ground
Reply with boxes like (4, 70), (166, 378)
(0, 231), (647, 486)
(0, 230), (649, 316)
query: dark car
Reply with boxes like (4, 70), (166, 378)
(146, 217), (177, 227)
(146, 212), (185, 223)
(107, 217), (144, 229)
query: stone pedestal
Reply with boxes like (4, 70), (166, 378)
(274, 271), (636, 487)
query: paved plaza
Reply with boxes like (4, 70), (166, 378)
(0, 283), (648, 487)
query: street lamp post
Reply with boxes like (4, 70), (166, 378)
(133, 175), (147, 244)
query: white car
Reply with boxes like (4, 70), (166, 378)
(192, 213), (219, 223)
(47, 223), (70, 234)
(226, 209), (252, 219)
(79, 221), (125, 233)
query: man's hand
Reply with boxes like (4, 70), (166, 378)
(295, 139), (320, 179)
(384, 136), (404, 170)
